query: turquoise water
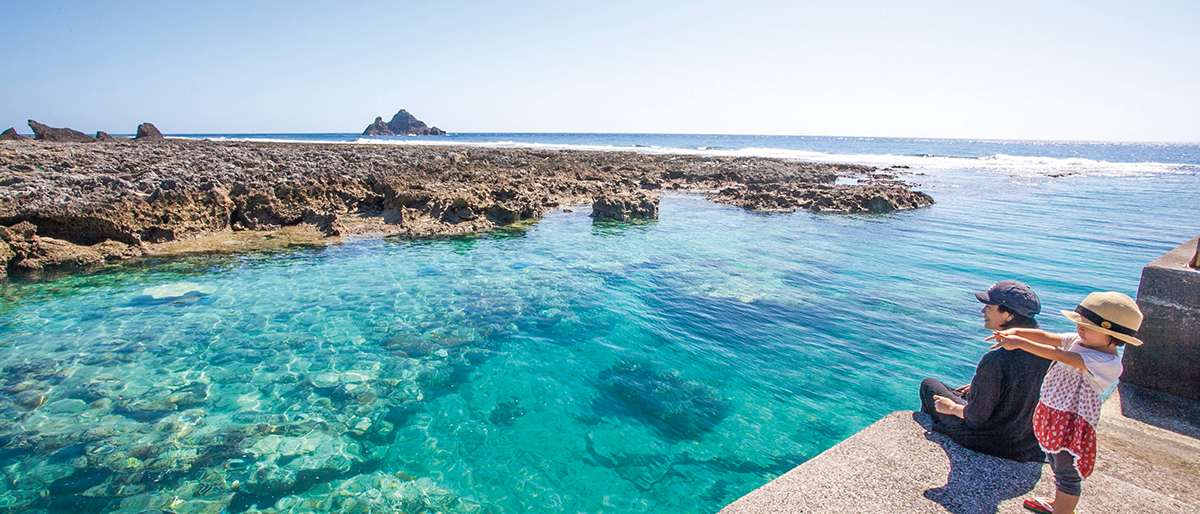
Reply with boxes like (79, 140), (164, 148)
(1, 143), (1199, 513)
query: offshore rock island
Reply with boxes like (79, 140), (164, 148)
(362, 110), (446, 136)
(0, 137), (932, 277)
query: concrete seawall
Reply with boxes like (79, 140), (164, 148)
(720, 383), (1200, 514)
(1127, 234), (1200, 401)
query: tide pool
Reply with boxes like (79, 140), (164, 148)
(1, 157), (1198, 513)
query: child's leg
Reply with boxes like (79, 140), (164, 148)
(1051, 491), (1079, 514)
(1047, 451), (1082, 513)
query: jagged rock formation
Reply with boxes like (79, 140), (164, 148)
(711, 180), (934, 213)
(28, 120), (96, 143)
(135, 122), (164, 140)
(20, 121), (162, 143)
(0, 139), (933, 276)
(0, 128), (28, 141)
(362, 110), (446, 136)
(592, 193), (659, 221)
(0, 221), (141, 277)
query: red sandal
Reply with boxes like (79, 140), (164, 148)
(1022, 497), (1052, 514)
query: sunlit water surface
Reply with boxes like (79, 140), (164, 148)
(1, 151), (1199, 513)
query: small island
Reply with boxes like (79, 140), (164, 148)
(362, 109), (446, 136)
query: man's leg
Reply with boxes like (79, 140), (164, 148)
(919, 377), (965, 422)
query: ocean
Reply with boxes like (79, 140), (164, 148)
(1, 133), (1198, 513)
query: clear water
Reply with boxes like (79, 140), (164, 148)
(2, 136), (1199, 514)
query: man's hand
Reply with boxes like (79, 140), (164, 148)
(933, 395), (966, 419)
(953, 384), (971, 395)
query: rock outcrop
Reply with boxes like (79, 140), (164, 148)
(362, 110), (446, 136)
(95, 131), (118, 142)
(0, 139), (933, 276)
(1, 128), (29, 141)
(592, 193), (659, 221)
(711, 181), (934, 214)
(135, 122), (164, 140)
(363, 117), (390, 135)
(28, 120), (96, 143)
(0, 221), (141, 275)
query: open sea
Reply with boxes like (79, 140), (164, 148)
(2, 133), (1198, 513)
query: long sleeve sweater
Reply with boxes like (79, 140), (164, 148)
(933, 348), (1052, 462)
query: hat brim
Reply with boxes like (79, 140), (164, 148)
(1061, 309), (1143, 346)
(974, 291), (993, 304)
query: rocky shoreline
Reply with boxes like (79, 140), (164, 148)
(0, 138), (932, 278)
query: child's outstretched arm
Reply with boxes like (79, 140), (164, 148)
(987, 332), (1087, 371)
(990, 328), (1063, 347)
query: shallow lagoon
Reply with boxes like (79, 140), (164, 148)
(2, 162), (1199, 513)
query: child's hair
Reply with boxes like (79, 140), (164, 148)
(998, 305), (1039, 329)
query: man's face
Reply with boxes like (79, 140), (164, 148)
(981, 304), (1012, 331)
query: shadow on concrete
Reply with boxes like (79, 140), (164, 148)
(913, 412), (1043, 514)
(1115, 382), (1200, 439)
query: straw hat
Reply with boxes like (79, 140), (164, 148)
(1061, 292), (1144, 346)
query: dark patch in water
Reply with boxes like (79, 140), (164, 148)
(227, 460), (380, 513)
(128, 291), (215, 307)
(0, 446), (33, 467)
(39, 494), (116, 513)
(383, 404), (421, 427)
(49, 443), (90, 463)
(594, 360), (730, 440)
(47, 469), (112, 496)
(488, 397), (527, 426)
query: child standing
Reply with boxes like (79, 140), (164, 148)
(986, 292), (1144, 514)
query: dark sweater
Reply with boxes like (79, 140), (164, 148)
(933, 349), (1053, 462)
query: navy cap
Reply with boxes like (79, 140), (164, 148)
(974, 280), (1040, 318)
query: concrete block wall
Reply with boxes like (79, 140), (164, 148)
(1127, 234), (1200, 401)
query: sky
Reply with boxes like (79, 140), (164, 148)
(2, 0), (1198, 142)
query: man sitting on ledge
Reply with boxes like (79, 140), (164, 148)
(918, 280), (1052, 462)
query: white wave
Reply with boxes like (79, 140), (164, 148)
(174, 135), (1197, 178)
(175, 135), (349, 145)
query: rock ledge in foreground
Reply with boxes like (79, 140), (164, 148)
(0, 140), (932, 277)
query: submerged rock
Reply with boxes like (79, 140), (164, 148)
(595, 360), (730, 440)
(242, 472), (459, 514)
(141, 282), (218, 300)
(487, 396), (527, 426)
(13, 389), (49, 410)
(3, 357), (63, 382)
(242, 431), (364, 498)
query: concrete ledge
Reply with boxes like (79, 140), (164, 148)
(1128, 233), (1200, 400)
(721, 384), (1199, 514)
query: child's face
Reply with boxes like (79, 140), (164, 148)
(1076, 325), (1113, 349)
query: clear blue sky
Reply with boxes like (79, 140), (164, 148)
(2, 0), (1197, 141)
